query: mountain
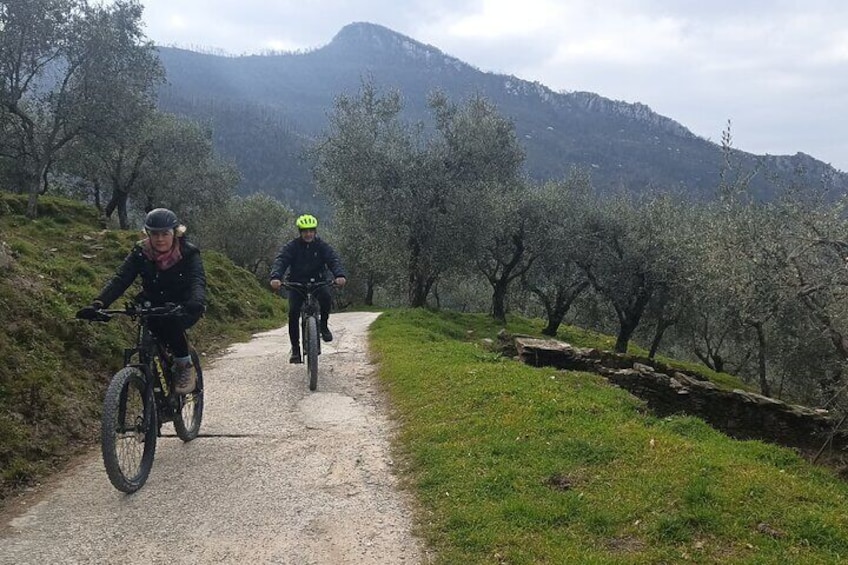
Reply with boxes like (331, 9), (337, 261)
(155, 22), (848, 210)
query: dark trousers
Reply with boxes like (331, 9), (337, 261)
(288, 286), (332, 348)
(148, 312), (201, 358)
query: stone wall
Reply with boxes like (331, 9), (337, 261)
(508, 333), (848, 453)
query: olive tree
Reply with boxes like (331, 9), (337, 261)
(0, 0), (162, 217)
(577, 193), (694, 353)
(194, 193), (293, 276)
(313, 81), (526, 308)
(522, 175), (593, 336)
(429, 92), (527, 322)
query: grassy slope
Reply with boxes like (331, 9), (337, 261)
(371, 309), (848, 564)
(0, 193), (288, 499)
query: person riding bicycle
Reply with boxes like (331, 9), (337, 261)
(269, 214), (347, 364)
(75, 208), (207, 394)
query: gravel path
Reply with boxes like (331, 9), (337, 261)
(0, 312), (427, 564)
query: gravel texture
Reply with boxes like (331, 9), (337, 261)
(1, 312), (427, 564)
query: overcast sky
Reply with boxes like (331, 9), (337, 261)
(137, 0), (848, 172)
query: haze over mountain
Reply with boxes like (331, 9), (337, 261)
(156, 22), (847, 210)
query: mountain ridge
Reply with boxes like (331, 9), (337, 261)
(155, 21), (847, 208)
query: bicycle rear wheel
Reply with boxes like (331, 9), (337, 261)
(174, 349), (204, 441)
(101, 367), (157, 493)
(305, 315), (319, 391)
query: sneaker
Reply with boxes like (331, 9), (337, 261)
(290, 347), (303, 364)
(320, 327), (333, 342)
(174, 360), (196, 395)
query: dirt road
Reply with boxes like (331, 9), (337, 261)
(1, 312), (426, 564)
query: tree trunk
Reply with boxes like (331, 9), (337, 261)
(93, 179), (102, 213)
(364, 273), (374, 306)
(613, 292), (652, 354)
(491, 279), (508, 324)
(754, 322), (771, 397)
(648, 318), (675, 359)
(542, 313), (564, 337)
(24, 161), (48, 218)
(26, 189), (39, 218)
(25, 174), (42, 218)
(409, 274), (428, 307)
(104, 189), (130, 229)
(539, 281), (588, 337)
(614, 320), (639, 353)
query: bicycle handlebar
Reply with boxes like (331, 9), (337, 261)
(279, 280), (336, 298)
(281, 280), (336, 292)
(87, 303), (185, 322)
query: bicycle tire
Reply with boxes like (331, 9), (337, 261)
(306, 315), (319, 391)
(101, 367), (157, 493)
(174, 349), (204, 441)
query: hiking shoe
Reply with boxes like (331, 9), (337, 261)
(320, 327), (333, 342)
(174, 360), (196, 395)
(290, 347), (303, 364)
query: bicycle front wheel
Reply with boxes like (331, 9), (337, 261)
(305, 315), (319, 391)
(174, 349), (204, 441)
(101, 367), (157, 493)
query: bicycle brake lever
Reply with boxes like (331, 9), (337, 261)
(92, 311), (112, 322)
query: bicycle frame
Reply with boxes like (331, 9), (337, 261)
(282, 280), (334, 346)
(102, 303), (186, 432)
(282, 280), (335, 390)
(86, 301), (204, 492)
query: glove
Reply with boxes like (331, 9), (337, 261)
(76, 300), (103, 320)
(184, 300), (205, 315)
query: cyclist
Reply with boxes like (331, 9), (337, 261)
(76, 208), (207, 394)
(269, 214), (347, 363)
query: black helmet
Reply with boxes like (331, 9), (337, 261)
(144, 208), (179, 231)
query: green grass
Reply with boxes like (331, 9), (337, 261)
(371, 309), (848, 564)
(0, 193), (288, 498)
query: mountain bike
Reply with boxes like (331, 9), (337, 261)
(281, 280), (335, 391)
(83, 302), (203, 493)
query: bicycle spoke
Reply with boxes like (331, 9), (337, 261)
(112, 381), (147, 479)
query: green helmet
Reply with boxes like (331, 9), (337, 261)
(296, 214), (318, 230)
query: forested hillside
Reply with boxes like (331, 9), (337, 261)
(155, 22), (848, 207)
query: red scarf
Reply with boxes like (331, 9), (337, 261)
(142, 238), (183, 270)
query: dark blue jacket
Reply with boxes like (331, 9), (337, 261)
(269, 236), (346, 283)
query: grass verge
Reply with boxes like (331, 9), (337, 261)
(372, 308), (848, 564)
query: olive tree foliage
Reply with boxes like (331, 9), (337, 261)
(329, 205), (400, 307)
(313, 81), (525, 308)
(771, 193), (848, 405)
(576, 193), (696, 354)
(522, 173), (593, 336)
(632, 201), (705, 359)
(0, 0), (162, 217)
(469, 185), (537, 323)
(62, 111), (238, 228)
(670, 207), (749, 375)
(428, 92), (527, 322)
(311, 81), (412, 304)
(192, 193), (293, 276)
(128, 113), (238, 223)
(664, 122), (762, 374)
(663, 176), (848, 404)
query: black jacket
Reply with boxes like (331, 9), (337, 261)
(96, 239), (207, 308)
(269, 236), (346, 283)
